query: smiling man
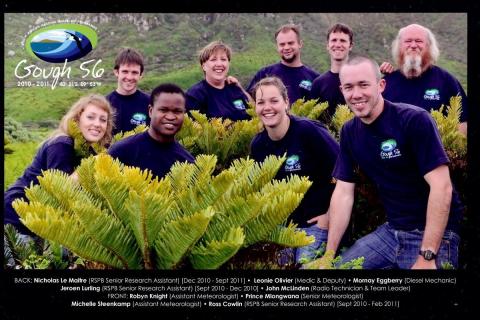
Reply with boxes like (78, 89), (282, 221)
(247, 23), (320, 104)
(108, 83), (194, 179)
(308, 23), (353, 119)
(310, 56), (463, 270)
(106, 47), (150, 134)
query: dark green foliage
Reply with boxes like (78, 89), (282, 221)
(4, 117), (37, 142)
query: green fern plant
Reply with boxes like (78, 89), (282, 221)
(430, 96), (467, 158)
(331, 104), (354, 135)
(14, 153), (314, 269)
(176, 111), (261, 171)
(111, 124), (149, 145)
(290, 98), (329, 120)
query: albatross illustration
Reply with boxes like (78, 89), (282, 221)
(64, 31), (87, 54)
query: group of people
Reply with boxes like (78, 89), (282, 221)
(4, 21), (467, 270)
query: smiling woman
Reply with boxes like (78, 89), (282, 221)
(3, 94), (114, 237)
(250, 76), (340, 266)
(185, 40), (252, 121)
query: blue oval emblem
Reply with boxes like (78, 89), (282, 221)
(30, 29), (93, 63)
(381, 139), (397, 152)
(286, 155), (299, 166)
(132, 113), (147, 121)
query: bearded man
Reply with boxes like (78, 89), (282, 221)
(382, 24), (468, 135)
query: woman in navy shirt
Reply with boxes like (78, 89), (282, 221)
(4, 94), (114, 237)
(250, 77), (339, 265)
(186, 41), (252, 121)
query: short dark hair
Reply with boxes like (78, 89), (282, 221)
(150, 83), (186, 106)
(275, 23), (302, 42)
(341, 56), (382, 81)
(327, 23), (354, 44)
(114, 48), (145, 74)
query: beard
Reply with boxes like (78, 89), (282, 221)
(400, 51), (432, 78)
(281, 53), (297, 64)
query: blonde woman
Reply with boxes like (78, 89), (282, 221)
(4, 94), (114, 237)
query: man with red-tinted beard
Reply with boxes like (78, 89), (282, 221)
(383, 24), (468, 135)
(109, 84), (194, 179)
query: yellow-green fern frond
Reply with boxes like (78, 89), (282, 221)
(154, 207), (215, 269)
(190, 227), (245, 269)
(111, 125), (148, 144)
(13, 200), (126, 268)
(93, 154), (132, 227)
(34, 170), (92, 215)
(431, 96), (467, 157)
(223, 155), (285, 199)
(243, 190), (305, 245)
(267, 223), (315, 248)
(75, 156), (100, 197)
(203, 196), (256, 243)
(125, 190), (175, 268)
(71, 199), (143, 269)
(290, 99), (329, 120)
(331, 104), (354, 134)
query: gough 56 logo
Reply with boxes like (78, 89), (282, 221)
(26, 23), (97, 63)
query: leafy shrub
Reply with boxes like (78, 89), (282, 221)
(14, 153), (314, 269)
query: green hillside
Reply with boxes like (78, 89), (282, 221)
(4, 13), (468, 126)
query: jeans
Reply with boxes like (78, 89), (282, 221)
(277, 225), (328, 266)
(339, 223), (460, 269)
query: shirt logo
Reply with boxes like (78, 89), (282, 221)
(299, 80), (313, 91)
(424, 88), (440, 101)
(233, 99), (246, 110)
(380, 139), (402, 160)
(130, 113), (147, 126)
(285, 154), (301, 172)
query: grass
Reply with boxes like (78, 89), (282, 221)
(4, 141), (40, 191)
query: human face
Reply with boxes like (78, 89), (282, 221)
(340, 61), (385, 124)
(255, 85), (289, 129)
(276, 30), (302, 64)
(202, 50), (229, 87)
(400, 25), (428, 57)
(399, 25), (430, 77)
(78, 104), (108, 143)
(327, 32), (352, 62)
(148, 92), (185, 143)
(114, 63), (143, 95)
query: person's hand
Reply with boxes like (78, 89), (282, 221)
(380, 62), (394, 74)
(303, 250), (335, 269)
(226, 75), (240, 85)
(411, 257), (437, 269)
(307, 212), (328, 229)
(70, 171), (79, 183)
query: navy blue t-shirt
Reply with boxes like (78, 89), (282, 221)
(250, 115), (339, 227)
(383, 66), (468, 122)
(247, 63), (320, 104)
(108, 131), (195, 179)
(4, 135), (81, 234)
(185, 80), (250, 121)
(106, 89), (150, 134)
(308, 71), (346, 117)
(333, 100), (463, 232)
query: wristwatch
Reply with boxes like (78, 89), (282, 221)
(419, 250), (437, 261)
